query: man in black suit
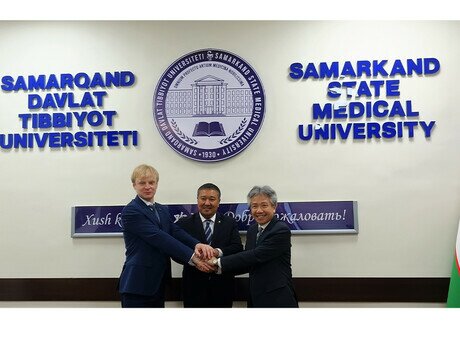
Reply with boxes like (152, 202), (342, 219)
(210, 185), (298, 308)
(177, 183), (243, 307)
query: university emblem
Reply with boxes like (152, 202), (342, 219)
(153, 49), (265, 162)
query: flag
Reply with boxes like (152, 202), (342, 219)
(447, 219), (460, 307)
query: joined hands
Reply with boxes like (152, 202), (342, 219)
(193, 243), (220, 273)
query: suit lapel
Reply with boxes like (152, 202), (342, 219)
(211, 213), (223, 244)
(135, 196), (161, 226)
(256, 218), (276, 245)
(156, 204), (166, 228)
(193, 213), (206, 242)
(246, 223), (258, 249)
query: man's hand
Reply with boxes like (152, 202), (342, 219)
(192, 254), (217, 273)
(207, 257), (218, 266)
(195, 243), (214, 260)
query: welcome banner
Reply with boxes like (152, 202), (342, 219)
(72, 201), (358, 237)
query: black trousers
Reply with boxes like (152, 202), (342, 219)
(182, 275), (234, 308)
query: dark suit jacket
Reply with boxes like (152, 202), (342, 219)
(220, 218), (298, 308)
(177, 212), (243, 307)
(118, 196), (199, 297)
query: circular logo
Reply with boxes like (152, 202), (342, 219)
(153, 49), (265, 162)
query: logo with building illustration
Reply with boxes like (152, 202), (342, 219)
(153, 49), (265, 162)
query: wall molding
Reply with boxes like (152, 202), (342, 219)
(0, 277), (449, 303)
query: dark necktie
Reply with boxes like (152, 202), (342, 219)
(204, 220), (212, 244)
(148, 204), (160, 223)
(256, 226), (263, 243)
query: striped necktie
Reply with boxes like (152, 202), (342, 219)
(204, 220), (212, 244)
(256, 226), (263, 243)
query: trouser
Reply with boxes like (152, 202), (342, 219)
(121, 279), (166, 308)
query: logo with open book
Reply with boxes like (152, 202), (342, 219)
(193, 121), (226, 137)
(153, 48), (265, 162)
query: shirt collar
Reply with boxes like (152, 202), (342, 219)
(199, 213), (216, 223)
(139, 197), (156, 207)
(258, 221), (270, 230)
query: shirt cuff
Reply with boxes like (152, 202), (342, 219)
(216, 258), (222, 274)
(188, 253), (195, 266)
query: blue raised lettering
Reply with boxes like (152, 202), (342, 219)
(390, 59), (406, 76)
(386, 79), (400, 96)
(120, 71), (135, 86)
(406, 58), (423, 75)
(327, 81), (342, 98)
(289, 63), (304, 79)
(28, 94), (42, 109)
(424, 58), (440, 75)
(341, 61), (356, 77)
(353, 123), (366, 139)
(319, 62), (338, 78)
(372, 60), (388, 77)
(312, 103), (333, 119)
(303, 63), (319, 79)
(420, 121), (436, 137)
(1, 75), (14, 91)
(382, 122), (396, 138)
(45, 74), (60, 90)
(356, 60), (371, 77)
(27, 75), (46, 90)
(373, 100), (389, 117)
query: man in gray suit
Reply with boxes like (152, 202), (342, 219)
(210, 185), (298, 308)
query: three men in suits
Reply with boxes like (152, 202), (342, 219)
(210, 185), (298, 308)
(118, 164), (214, 308)
(177, 183), (243, 307)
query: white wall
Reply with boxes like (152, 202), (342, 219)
(0, 21), (459, 279)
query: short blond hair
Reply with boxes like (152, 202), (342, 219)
(131, 164), (159, 183)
